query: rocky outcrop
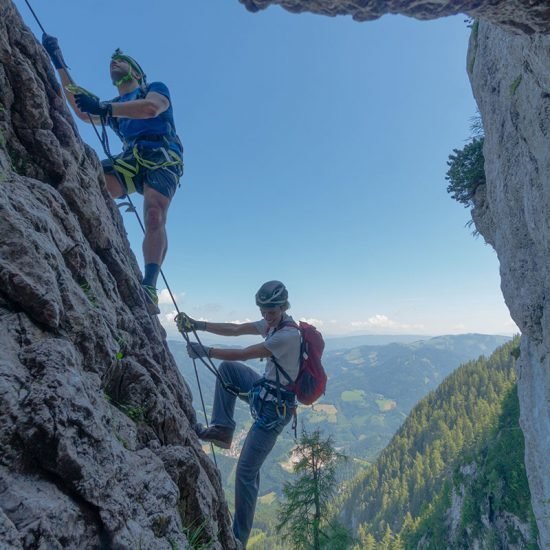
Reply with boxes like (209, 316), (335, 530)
(443, 460), (533, 549)
(240, 0), (550, 35)
(0, 1), (237, 548)
(468, 21), (550, 549)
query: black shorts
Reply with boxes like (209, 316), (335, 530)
(102, 145), (183, 200)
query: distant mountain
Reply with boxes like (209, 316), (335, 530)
(339, 337), (539, 549)
(324, 334), (429, 352)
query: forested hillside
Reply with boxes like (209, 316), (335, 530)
(341, 338), (539, 549)
(324, 333), (510, 459)
(403, 384), (539, 549)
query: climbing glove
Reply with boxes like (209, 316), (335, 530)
(187, 342), (212, 359)
(75, 94), (112, 117)
(41, 34), (68, 70)
(175, 313), (206, 333)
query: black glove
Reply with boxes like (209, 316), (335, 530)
(175, 313), (206, 333)
(75, 93), (112, 117)
(42, 33), (67, 70)
(187, 342), (211, 359)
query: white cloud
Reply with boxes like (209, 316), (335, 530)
(193, 303), (223, 315)
(158, 288), (184, 305)
(229, 318), (252, 324)
(163, 309), (178, 326)
(350, 314), (424, 332)
(158, 309), (182, 339)
(300, 317), (324, 327)
(351, 314), (394, 328)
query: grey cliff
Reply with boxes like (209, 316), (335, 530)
(468, 21), (550, 549)
(0, 0), (237, 548)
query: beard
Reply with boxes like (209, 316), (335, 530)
(110, 66), (130, 84)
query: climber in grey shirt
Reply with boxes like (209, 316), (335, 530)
(254, 316), (301, 399)
(176, 280), (300, 547)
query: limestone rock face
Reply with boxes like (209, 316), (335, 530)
(468, 22), (550, 549)
(0, 1), (236, 548)
(240, 0), (550, 35)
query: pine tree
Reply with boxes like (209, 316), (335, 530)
(277, 428), (351, 549)
(379, 525), (394, 549)
(355, 525), (376, 550)
(446, 137), (485, 207)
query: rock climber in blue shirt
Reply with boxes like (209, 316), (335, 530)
(42, 36), (183, 314)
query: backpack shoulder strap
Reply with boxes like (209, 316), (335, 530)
(270, 320), (300, 385)
(271, 355), (293, 384)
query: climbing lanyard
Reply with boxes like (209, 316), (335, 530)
(175, 318), (249, 399)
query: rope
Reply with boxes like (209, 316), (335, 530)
(94, 120), (221, 464)
(93, 123), (220, 463)
(21, 0), (222, 464)
(23, 0), (46, 34)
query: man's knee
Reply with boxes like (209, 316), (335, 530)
(219, 361), (233, 376)
(144, 204), (165, 230)
(219, 361), (246, 380)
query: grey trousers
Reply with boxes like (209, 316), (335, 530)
(212, 361), (294, 547)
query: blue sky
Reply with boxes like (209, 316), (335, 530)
(18, 0), (517, 338)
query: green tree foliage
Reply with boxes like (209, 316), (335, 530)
(339, 338), (525, 544)
(354, 525), (376, 550)
(277, 429), (352, 549)
(405, 383), (539, 548)
(446, 137), (486, 207)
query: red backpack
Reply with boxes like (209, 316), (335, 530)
(273, 321), (327, 405)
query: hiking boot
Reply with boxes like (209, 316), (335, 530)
(195, 424), (233, 449)
(142, 284), (160, 315)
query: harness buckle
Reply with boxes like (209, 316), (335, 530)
(276, 402), (287, 419)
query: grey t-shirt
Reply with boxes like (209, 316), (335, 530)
(254, 314), (301, 385)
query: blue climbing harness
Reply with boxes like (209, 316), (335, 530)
(249, 377), (296, 431)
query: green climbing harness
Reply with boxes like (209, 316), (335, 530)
(108, 142), (182, 195)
